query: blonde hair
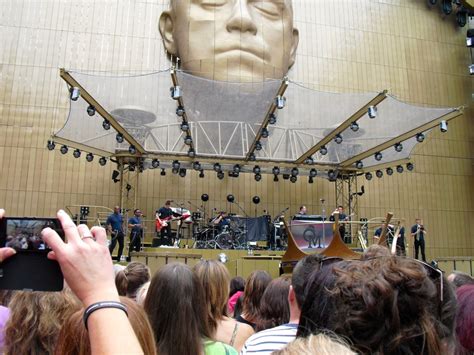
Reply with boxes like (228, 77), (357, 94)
(274, 334), (356, 355)
(136, 281), (151, 306)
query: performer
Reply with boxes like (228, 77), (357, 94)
(156, 200), (174, 246)
(297, 206), (307, 215)
(373, 222), (395, 247)
(128, 209), (144, 255)
(107, 206), (124, 261)
(411, 218), (427, 262)
(395, 226), (406, 256)
(332, 205), (348, 242)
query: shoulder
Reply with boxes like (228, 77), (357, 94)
(243, 324), (298, 350)
(204, 340), (238, 355)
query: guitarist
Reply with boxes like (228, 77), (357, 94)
(156, 200), (174, 246)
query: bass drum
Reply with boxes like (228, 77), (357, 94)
(216, 232), (234, 249)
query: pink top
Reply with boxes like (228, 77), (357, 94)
(227, 291), (243, 315)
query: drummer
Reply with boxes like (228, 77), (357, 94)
(212, 211), (230, 231)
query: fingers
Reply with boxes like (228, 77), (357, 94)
(57, 210), (81, 244)
(42, 227), (66, 255)
(77, 224), (96, 244)
(91, 226), (107, 247)
(47, 250), (57, 260)
(0, 248), (16, 262)
(0, 209), (4, 219)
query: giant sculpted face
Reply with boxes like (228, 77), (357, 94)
(159, 0), (299, 81)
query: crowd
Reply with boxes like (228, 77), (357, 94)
(0, 208), (473, 354)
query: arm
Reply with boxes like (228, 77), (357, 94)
(0, 209), (17, 262)
(42, 210), (143, 354)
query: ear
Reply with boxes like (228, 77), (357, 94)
(159, 10), (177, 56)
(288, 285), (296, 303)
(288, 28), (299, 69)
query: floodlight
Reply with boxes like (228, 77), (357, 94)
(73, 149), (81, 158)
(112, 170), (120, 182)
(309, 168), (317, 177)
(172, 160), (180, 169)
(376, 170), (383, 178)
(233, 164), (240, 173)
(368, 106), (377, 119)
(261, 128), (269, 138)
(350, 121), (359, 132)
(179, 168), (187, 177)
(441, 0), (452, 15)
(334, 134), (343, 144)
(217, 253), (228, 263)
(268, 113), (277, 125)
(60, 145), (68, 154)
(70, 87), (80, 101)
(308, 176), (314, 184)
(184, 135), (193, 145)
(188, 148), (195, 158)
(355, 161), (363, 169)
(213, 163), (222, 172)
(374, 152), (383, 161)
(396, 165), (404, 173)
(456, 7), (467, 27)
(319, 146), (328, 155)
(199, 170), (205, 178)
(249, 153), (256, 161)
(176, 106), (185, 117)
(152, 159), (160, 168)
(328, 170), (337, 180)
(466, 29), (474, 47)
(440, 120), (448, 133)
(254, 173), (262, 181)
(275, 95), (286, 109)
(394, 142), (403, 152)
(170, 86), (181, 100)
(407, 162), (414, 171)
(87, 105), (96, 116)
(116, 133), (124, 143)
(469, 64), (474, 75)
(86, 153), (94, 162)
(217, 171), (225, 180)
(102, 119), (111, 130)
(193, 161), (201, 171)
(180, 121), (189, 131)
(386, 167), (394, 176)
(253, 165), (261, 174)
(47, 140), (55, 151)
(272, 166), (280, 175)
(416, 133), (425, 143)
(304, 157), (314, 165)
(99, 157), (107, 166)
(128, 145), (136, 154)
(290, 176), (297, 183)
(291, 167), (299, 176)
(255, 141), (262, 151)
(365, 172), (373, 180)
(160, 168), (166, 176)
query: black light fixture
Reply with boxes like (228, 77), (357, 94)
(440, 120), (448, 133)
(469, 64), (474, 75)
(152, 159), (160, 168)
(273, 175), (279, 182)
(407, 162), (414, 171)
(86, 153), (94, 162)
(60, 145), (68, 154)
(268, 113), (277, 125)
(72, 149), (81, 158)
(184, 135), (193, 145)
(226, 194), (235, 203)
(416, 133), (425, 143)
(308, 176), (314, 184)
(304, 157), (314, 165)
(129, 145), (136, 154)
(396, 165), (404, 173)
(350, 121), (359, 132)
(102, 119), (111, 130)
(201, 193), (209, 201)
(253, 165), (261, 174)
(376, 170), (383, 178)
(386, 167), (394, 176)
(70, 87), (80, 101)
(255, 141), (262, 151)
(188, 147), (195, 158)
(99, 157), (107, 166)
(355, 160), (363, 169)
(456, 7), (467, 27)
(213, 163), (222, 172)
(170, 85), (181, 100)
(160, 168), (166, 176)
(428, 0), (437, 4)
(394, 142), (403, 152)
(261, 127), (269, 138)
(466, 29), (474, 47)
(228, 170), (239, 178)
(112, 170), (120, 183)
(129, 164), (136, 172)
(365, 172), (373, 180)
(319, 145), (328, 155)
(176, 106), (185, 117)
(233, 164), (240, 173)
(217, 171), (225, 180)
(291, 167), (299, 176)
(441, 0), (452, 15)
(179, 168), (187, 177)
(199, 170), (205, 178)
(272, 166), (280, 175)
(282, 174), (290, 180)
(254, 173), (262, 181)
(87, 105), (96, 116)
(334, 134), (343, 144)
(309, 168), (317, 178)
(172, 160), (180, 170)
(193, 161), (201, 171)
(252, 196), (260, 204)
(374, 152), (383, 161)
(275, 95), (286, 109)
(180, 121), (189, 131)
(368, 106), (377, 119)
(171, 167), (178, 174)
(47, 140), (55, 151)
(116, 133), (124, 143)
(328, 170), (337, 181)
(290, 176), (297, 183)
(249, 153), (256, 161)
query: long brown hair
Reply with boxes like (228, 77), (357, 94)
(144, 263), (211, 355)
(55, 297), (157, 355)
(193, 260), (230, 335)
(241, 270), (272, 324)
(255, 275), (291, 331)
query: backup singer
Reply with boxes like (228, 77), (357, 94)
(128, 209), (144, 253)
(411, 218), (427, 262)
(107, 206), (124, 261)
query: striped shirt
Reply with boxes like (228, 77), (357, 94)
(240, 323), (298, 354)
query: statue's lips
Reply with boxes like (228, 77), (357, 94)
(215, 46), (266, 62)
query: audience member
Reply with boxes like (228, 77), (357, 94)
(454, 285), (474, 354)
(233, 294), (244, 320)
(115, 261), (151, 300)
(135, 281), (150, 306)
(55, 296), (157, 355)
(236, 270), (272, 330)
(448, 271), (474, 289)
(228, 276), (245, 315)
(4, 289), (80, 354)
(193, 260), (254, 351)
(273, 333), (356, 355)
(361, 244), (391, 259)
(144, 262), (238, 355)
(255, 275), (291, 331)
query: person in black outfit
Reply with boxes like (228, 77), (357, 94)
(156, 200), (173, 246)
(128, 208), (144, 255)
(331, 205), (348, 242)
(411, 218), (427, 262)
(107, 206), (125, 261)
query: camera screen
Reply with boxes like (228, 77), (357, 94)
(4, 219), (62, 252)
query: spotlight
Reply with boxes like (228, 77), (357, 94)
(365, 172), (373, 180)
(184, 135), (193, 145)
(160, 168), (166, 176)
(350, 121), (359, 132)
(282, 174), (290, 180)
(172, 167), (178, 174)
(268, 113), (277, 125)
(308, 176), (314, 184)
(441, 0), (452, 15)
(304, 157), (314, 165)
(275, 95), (286, 109)
(252, 196), (261, 204)
(255, 141), (262, 151)
(112, 170), (120, 183)
(261, 128), (269, 138)
(396, 165), (404, 173)
(227, 194), (235, 203)
(376, 170), (383, 178)
(85, 153), (94, 162)
(201, 193), (209, 202)
(334, 134), (343, 144)
(290, 176), (297, 183)
(199, 170), (205, 178)
(355, 161), (363, 169)
(217, 171), (225, 180)
(102, 119), (111, 130)
(47, 140), (55, 151)
(249, 153), (256, 161)
(466, 29), (474, 47)
(116, 133), (124, 144)
(394, 142), (403, 152)
(456, 7), (467, 27)
(60, 145), (68, 154)
(291, 167), (299, 176)
(386, 167), (394, 176)
(193, 161), (201, 171)
(188, 148), (195, 158)
(69, 87), (80, 101)
(179, 168), (187, 177)
(129, 145), (136, 154)
(213, 163), (222, 172)
(469, 64), (474, 75)
(440, 120), (448, 133)
(233, 164), (240, 173)
(407, 162), (414, 171)
(319, 146), (328, 155)
(328, 170), (337, 181)
(309, 168), (317, 178)
(176, 106), (185, 117)
(180, 121), (189, 131)
(172, 160), (180, 169)
(170, 86), (181, 100)
(99, 157), (107, 166)
(368, 106), (377, 119)
(151, 159), (160, 168)
(272, 166), (280, 175)
(87, 105), (96, 116)
(73, 149), (81, 158)
(416, 133), (425, 143)
(273, 175), (279, 182)
(254, 173), (262, 181)
(374, 152), (383, 161)
(253, 165), (261, 174)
